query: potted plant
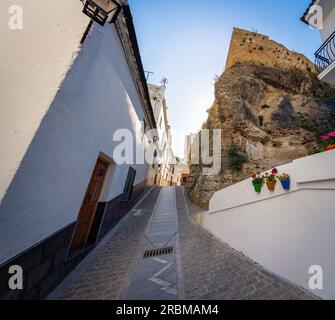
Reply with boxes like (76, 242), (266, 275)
(251, 173), (264, 193)
(265, 168), (278, 191)
(321, 132), (335, 151)
(277, 173), (291, 190)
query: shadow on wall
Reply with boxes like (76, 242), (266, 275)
(0, 22), (150, 299)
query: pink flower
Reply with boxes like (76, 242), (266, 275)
(328, 132), (335, 138)
(321, 135), (330, 141)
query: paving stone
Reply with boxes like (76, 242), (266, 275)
(48, 186), (318, 301)
(121, 188), (179, 300)
(175, 187), (317, 300)
(48, 188), (161, 300)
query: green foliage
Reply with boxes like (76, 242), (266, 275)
(308, 147), (323, 155)
(306, 66), (317, 78)
(300, 122), (318, 133)
(252, 176), (264, 185)
(264, 174), (276, 183)
(228, 143), (248, 171)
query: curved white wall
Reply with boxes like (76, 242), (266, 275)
(0, 3), (151, 264)
(0, 0), (89, 203)
(204, 150), (335, 299)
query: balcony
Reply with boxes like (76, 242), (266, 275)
(315, 30), (335, 72)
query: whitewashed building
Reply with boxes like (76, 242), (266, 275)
(301, 0), (335, 84)
(0, 0), (157, 299)
(148, 84), (181, 186)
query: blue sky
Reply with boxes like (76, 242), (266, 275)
(129, 0), (320, 158)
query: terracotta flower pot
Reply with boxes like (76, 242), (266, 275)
(266, 181), (276, 191)
(253, 183), (262, 193)
(324, 144), (335, 151)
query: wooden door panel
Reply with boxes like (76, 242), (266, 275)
(69, 157), (109, 253)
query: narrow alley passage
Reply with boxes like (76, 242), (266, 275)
(120, 188), (179, 299)
(49, 187), (315, 300)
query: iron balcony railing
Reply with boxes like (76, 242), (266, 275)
(315, 30), (335, 72)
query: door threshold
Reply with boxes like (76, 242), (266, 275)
(66, 244), (96, 262)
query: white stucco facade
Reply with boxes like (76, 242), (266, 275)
(304, 0), (335, 84)
(0, 0), (89, 202)
(319, 0), (335, 84)
(319, 0), (335, 41)
(148, 84), (181, 186)
(202, 150), (335, 299)
(0, 2), (155, 264)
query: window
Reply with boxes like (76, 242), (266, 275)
(122, 167), (137, 201)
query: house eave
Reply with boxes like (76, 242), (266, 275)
(301, 0), (319, 24)
(114, 3), (157, 130)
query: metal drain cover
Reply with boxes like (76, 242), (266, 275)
(143, 246), (173, 259)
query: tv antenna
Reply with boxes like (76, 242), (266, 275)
(145, 71), (154, 82)
(161, 77), (169, 87)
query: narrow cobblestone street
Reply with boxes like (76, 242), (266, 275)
(48, 187), (315, 300)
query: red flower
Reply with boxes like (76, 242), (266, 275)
(272, 168), (278, 175)
(252, 174), (256, 179)
(321, 135), (330, 141)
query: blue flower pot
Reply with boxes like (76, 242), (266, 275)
(281, 179), (291, 190)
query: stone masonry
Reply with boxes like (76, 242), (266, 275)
(225, 28), (317, 73)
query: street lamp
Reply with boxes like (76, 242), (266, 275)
(82, 0), (122, 26)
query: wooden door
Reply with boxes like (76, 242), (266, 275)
(69, 157), (109, 253)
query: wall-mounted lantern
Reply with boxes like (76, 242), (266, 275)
(82, 0), (122, 26)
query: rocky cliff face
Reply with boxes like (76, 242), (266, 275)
(187, 29), (335, 209)
(226, 28), (318, 74)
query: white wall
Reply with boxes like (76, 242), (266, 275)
(0, 0), (89, 203)
(148, 84), (179, 186)
(0, 4), (150, 264)
(318, 60), (335, 84)
(320, 1), (335, 41)
(314, 0), (335, 84)
(204, 150), (335, 299)
(149, 85), (168, 153)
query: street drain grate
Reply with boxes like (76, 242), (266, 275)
(143, 246), (173, 259)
